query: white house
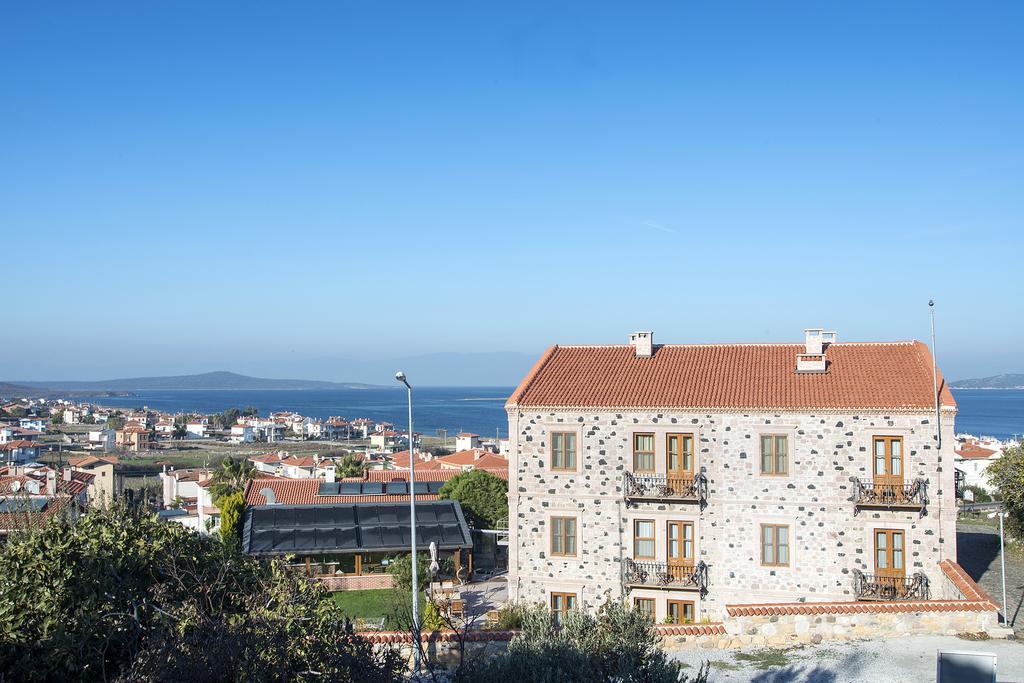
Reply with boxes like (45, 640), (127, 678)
(954, 438), (1006, 493)
(455, 432), (481, 451)
(87, 428), (116, 452)
(230, 423), (254, 443)
(185, 420), (208, 439)
(19, 417), (46, 432)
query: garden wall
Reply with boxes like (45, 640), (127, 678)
(321, 574), (394, 591)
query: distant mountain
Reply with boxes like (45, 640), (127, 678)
(10, 371), (381, 392)
(951, 373), (1024, 389)
(0, 382), (50, 398)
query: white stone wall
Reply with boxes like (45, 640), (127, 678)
(508, 407), (958, 622)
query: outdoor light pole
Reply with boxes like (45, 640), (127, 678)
(395, 371), (420, 672)
(988, 510), (1008, 625)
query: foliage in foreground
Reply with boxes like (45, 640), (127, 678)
(438, 469), (508, 529)
(456, 599), (706, 683)
(986, 443), (1024, 539)
(0, 504), (402, 682)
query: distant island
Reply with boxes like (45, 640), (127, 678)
(950, 373), (1024, 389)
(1, 371), (381, 396)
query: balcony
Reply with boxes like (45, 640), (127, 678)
(623, 559), (709, 598)
(623, 472), (709, 509)
(850, 477), (928, 516)
(853, 569), (930, 601)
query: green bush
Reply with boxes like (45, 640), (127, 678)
(386, 552), (432, 593)
(457, 598), (707, 682)
(438, 469), (508, 529)
(0, 503), (403, 681)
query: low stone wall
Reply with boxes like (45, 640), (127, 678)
(321, 574), (394, 591)
(357, 562), (1008, 659)
(660, 560), (1008, 650)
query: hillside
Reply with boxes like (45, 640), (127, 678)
(950, 373), (1024, 389)
(8, 371), (380, 393)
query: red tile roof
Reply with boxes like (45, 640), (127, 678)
(726, 561), (996, 617)
(955, 444), (998, 460)
(508, 340), (956, 412)
(0, 440), (40, 450)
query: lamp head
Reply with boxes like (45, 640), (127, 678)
(395, 371), (406, 382)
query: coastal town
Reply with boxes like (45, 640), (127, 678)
(2, 328), (1023, 681)
(5, 2), (1023, 680)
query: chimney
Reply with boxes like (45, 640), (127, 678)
(324, 465), (336, 483)
(46, 469), (57, 496)
(260, 487), (277, 505)
(629, 331), (654, 358)
(796, 328), (836, 373)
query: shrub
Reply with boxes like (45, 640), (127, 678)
(457, 598), (707, 682)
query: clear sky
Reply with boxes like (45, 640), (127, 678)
(2, 2), (1021, 383)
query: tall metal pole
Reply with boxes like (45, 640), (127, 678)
(929, 300), (940, 449)
(396, 372), (419, 672)
(999, 512), (1007, 625)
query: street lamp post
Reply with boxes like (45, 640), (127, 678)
(395, 371), (420, 673)
(988, 510), (1008, 625)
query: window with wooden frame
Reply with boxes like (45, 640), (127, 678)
(634, 597), (655, 620)
(667, 600), (695, 624)
(759, 434), (789, 475)
(550, 431), (577, 471)
(872, 436), (903, 484)
(760, 524), (790, 566)
(551, 592), (577, 624)
(633, 433), (655, 472)
(633, 519), (656, 559)
(550, 516), (577, 557)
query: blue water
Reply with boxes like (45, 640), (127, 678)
(951, 389), (1024, 440)
(86, 387), (1024, 442)
(87, 387), (516, 438)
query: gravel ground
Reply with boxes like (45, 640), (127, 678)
(959, 523), (1024, 636)
(670, 635), (1024, 682)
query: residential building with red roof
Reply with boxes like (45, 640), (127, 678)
(506, 329), (961, 626)
(455, 432), (481, 451)
(953, 437), (1007, 493)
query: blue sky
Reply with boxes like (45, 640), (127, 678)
(2, 2), (1021, 383)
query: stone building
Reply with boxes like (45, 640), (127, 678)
(506, 329), (958, 625)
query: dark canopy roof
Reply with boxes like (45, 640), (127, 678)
(242, 499), (473, 556)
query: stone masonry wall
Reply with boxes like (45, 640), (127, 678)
(508, 407), (958, 623)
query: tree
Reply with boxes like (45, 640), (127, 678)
(386, 552), (432, 593)
(50, 410), (63, 425)
(456, 599), (707, 682)
(106, 414), (126, 430)
(438, 469), (508, 528)
(0, 504), (403, 682)
(987, 443), (1024, 539)
(215, 407), (241, 429)
(241, 405), (259, 417)
(209, 457), (256, 504)
(219, 491), (246, 549)
(336, 454), (367, 479)
(172, 423), (188, 440)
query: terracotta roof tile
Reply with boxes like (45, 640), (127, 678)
(508, 340), (956, 412)
(954, 444), (998, 460)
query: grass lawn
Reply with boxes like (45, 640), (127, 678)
(330, 589), (426, 629)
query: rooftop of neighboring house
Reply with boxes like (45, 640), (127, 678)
(387, 450), (445, 470)
(434, 449), (509, 470)
(68, 455), (120, 468)
(955, 443), (999, 460)
(1, 440), (40, 450)
(244, 467), (502, 505)
(161, 468), (212, 483)
(456, 432), (479, 438)
(508, 331), (956, 412)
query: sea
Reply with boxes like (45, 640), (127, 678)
(85, 387), (1024, 442)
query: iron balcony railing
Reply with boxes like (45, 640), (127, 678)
(623, 472), (709, 509)
(852, 569), (930, 601)
(623, 558), (709, 598)
(850, 477), (928, 516)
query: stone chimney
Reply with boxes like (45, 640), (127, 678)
(796, 328), (837, 373)
(629, 331), (654, 358)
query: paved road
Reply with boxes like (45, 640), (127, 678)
(958, 523), (1023, 636)
(670, 635), (1024, 682)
